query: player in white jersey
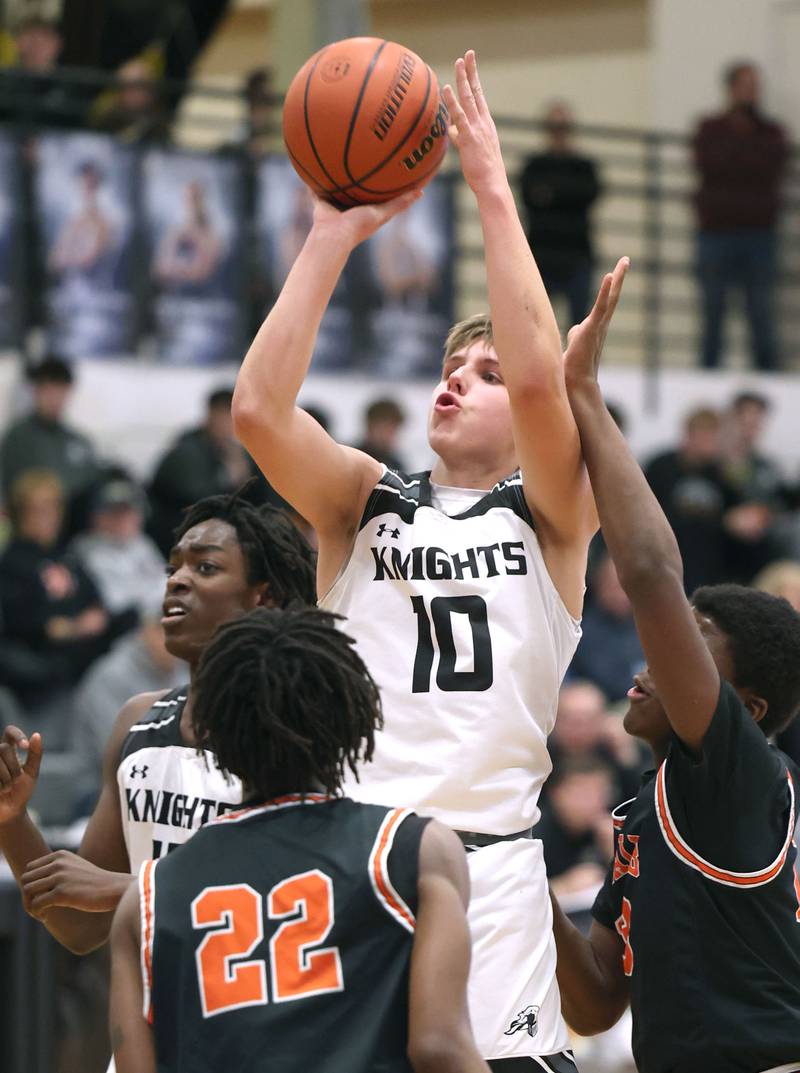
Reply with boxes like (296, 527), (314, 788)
(0, 491), (316, 957)
(232, 52), (622, 1069)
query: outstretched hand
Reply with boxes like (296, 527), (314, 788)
(564, 257), (629, 390)
(442, 50), (506, 197)
(0, 727), (43, 826)
(311, 188), (423, 250)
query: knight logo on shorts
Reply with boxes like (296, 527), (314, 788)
(504, 1004), (540, 1038)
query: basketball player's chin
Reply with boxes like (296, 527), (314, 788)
(623, 693), (668, 742)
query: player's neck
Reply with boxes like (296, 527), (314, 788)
(429, 456), (512, 491)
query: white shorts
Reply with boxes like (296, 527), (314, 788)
(466, 837), (570, 1061)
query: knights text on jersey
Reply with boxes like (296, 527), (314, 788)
(117, 688), (242, 871)
(320, 468), (582, 834)
(592, 681), (800, 1073)
(140, 796), (430, 1073)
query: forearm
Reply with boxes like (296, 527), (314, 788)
(550, 893), (624, 1035)
(477, 183), (562, 388)
(233, 226), (350, 426)
(0, 813), (118, 951)
(409, 1029), (490, 1073)
(568, 382), (682, 587)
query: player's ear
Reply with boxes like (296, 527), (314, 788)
(253, 582), (272, 608)
(742, 692), (768, 725)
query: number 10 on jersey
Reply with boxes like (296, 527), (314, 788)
(411, 595), (494, 693)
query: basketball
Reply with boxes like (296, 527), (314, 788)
(282, 37), (448, 207)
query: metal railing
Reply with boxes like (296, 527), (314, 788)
(2, 63), (799, 384)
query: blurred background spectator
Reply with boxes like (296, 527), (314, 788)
(0, 470), (130, 747)
(0, 14), (79, 128)
(91, 54), (171, 144)
(69, 475), (165, 623)
(567, 550), (645, 702)
(147, 387), (254, 555)
(353, 396), (407, 471)
(534, 755), (615, 897)
(644, 406), (732, 593)
(0, 357), (99, 538)
(519, 101), (601, 325)
(693, 61), (788, 371)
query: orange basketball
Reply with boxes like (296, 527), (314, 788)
(282, 37), (448, 207)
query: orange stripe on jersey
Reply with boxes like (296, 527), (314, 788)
(212, 793), (334, 825)
(139, 859), (157, 1024)
(655, 762), (795, 888)
(369, 808), (416, 933)
(793, 850), (800, 924)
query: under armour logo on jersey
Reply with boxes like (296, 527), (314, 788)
(504, 1005), (540, 1038)
(377, 523), (400, 539)
(130, 765), (149, 779)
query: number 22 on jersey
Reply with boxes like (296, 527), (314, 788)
(191, 868), (344, 1017)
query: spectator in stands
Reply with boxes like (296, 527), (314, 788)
(353, 397), (407, 471)
(70, 476), (165, 624)
(148, 388), (254, 555)
(0, 357), (98, 534)
(693, 61), (788, 370)
(0, 15), (78, 128)
(534, 755), (615, 896)
(0, 471), (128, 746)
(519, 101), (601, 324)
(644, 406), (734, 593)
(720, 391), (785, 581)
(93, 56), (169, 145)
(548, 680), (644, 806)
(242, 67), (274, 157)
(72, 619), (183, 809)
(568, 551), (644, 702)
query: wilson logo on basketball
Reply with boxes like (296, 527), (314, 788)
(402, 100), (449, 171)
(370, 53), (417, 141)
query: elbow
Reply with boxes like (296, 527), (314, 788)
(60, 929), (108, 956)
(616, 551), (683, 599)
(563, 1004), (623, 1038)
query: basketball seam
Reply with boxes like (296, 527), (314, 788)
(342, 39), (388, 187)
(284, 142), (357, 208)
(345, 64), (435, 192)
(302, 48), (360, 203)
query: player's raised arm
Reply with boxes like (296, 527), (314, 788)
(232, 194), (416, 571)
(109, 879), (157, 1073)
(565, 263), (721, 752)
(407, 821), (490, 1073)
(443, 51), (596, 615)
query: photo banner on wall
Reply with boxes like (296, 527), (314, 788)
(356, 174), (456, 379)
(36, 132), (139, 359)
(256, 156), (355, 372)
(0, 133), (23, 350)
(143, 149), (247, 365)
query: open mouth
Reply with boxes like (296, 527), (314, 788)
(161, 601), (189, 625)
(434, 391), (460, 413)
(627, 675), (652, 701)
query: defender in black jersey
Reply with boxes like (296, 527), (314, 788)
(549, 265), (800, 1073)
(109, 607), (490, 1073)
(0, 490), (316, 958)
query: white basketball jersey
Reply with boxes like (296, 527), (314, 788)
(321, 469), (581, 835)
(116, 688), (242, 871)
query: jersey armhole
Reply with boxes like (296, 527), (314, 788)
(138, 859), (158, 1024)
(367, 808), (421, 934)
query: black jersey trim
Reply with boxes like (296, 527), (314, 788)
(654, 761), (796, 887)
(209, 792), (335, 825)
(368, 807), (417, 933)
(359, 467), (536, 531)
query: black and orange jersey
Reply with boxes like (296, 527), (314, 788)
(593, 680), (800, 1073)
(139, 794), (430, 1073)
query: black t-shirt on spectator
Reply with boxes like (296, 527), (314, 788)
(592, 681), (800, 1073)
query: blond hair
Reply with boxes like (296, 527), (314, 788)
(443, 313), (494, 365)
(9, 469), (63, 527)
(753, 560), (800, 604)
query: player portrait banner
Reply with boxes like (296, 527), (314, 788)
(36, 132), (139, 359)
(0, 133), (24, 350)
(143, 149), (247, 366)
(256, 156), (355, 372)
(357, 174), (456, 379)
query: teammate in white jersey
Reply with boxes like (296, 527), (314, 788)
(232, 52), (621, 1069)
(0, 491), (316, 956)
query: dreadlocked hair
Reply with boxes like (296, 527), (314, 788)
(175, 481), (316, 607)
(192, 606), (383, 799)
